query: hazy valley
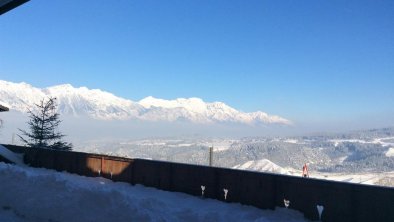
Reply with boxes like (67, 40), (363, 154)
(1, 80), (393, 187)
(72, 128), (394, 187)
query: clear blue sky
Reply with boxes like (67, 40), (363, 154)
(1, 0), (393, 129)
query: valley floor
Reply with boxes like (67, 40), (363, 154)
(309, 171), (394, 187)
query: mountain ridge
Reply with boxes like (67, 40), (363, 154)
(0, 80), (291, 125)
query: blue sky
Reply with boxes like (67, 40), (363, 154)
(1, 0), (393, 130)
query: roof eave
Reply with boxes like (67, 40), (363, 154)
(0, 0), (29, 15)
(0, 104), (9, 112)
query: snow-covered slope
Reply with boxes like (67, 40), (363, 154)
(0, 162), (306, 222)
(386, 148), (394, 157)
(233, 159), (289, 174)
(0, 80), (291, 125)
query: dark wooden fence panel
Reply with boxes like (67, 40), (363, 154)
(3, 145), (394, 222)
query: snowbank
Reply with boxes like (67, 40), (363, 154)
(0, 162), (307, 222)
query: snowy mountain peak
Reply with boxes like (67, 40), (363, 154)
(46, 84), (100, 95)
(0, 80), (291, 125)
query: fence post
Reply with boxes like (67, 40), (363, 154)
(101, 157), (104, 176)
(209, 146), (213, 166)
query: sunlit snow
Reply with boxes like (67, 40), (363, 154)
(0, 163), (307, 222)
(386, 148), (394, 157)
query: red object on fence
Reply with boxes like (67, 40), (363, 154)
(302, 163), (309, 178)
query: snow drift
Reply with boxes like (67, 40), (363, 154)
(0, 162), (306, 222)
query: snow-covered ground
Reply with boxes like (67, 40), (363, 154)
(0, 162), (307, 222)
(230, 157), (394, 187)
(330, 137), (394, 147)
(310, 171), (394, 186)
(119, 138), (236, 151)
(201, 139), (236, 152)
(386, 148), (394, 157)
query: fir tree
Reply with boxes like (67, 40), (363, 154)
(18, 97), (72, 151)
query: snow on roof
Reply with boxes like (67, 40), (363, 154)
(0, 101), (9, 112)
(0, 145), (25, 165)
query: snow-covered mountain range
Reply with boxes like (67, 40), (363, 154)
(0, 80), (291, 125)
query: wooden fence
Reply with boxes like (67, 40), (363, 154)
(3, 145), (394, 222)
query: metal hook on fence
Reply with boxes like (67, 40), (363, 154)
(317, 205), (324, 221)
(223, 188), (228, 200)
(201, 185), (206, 197)
(283, 199), (290, 208)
